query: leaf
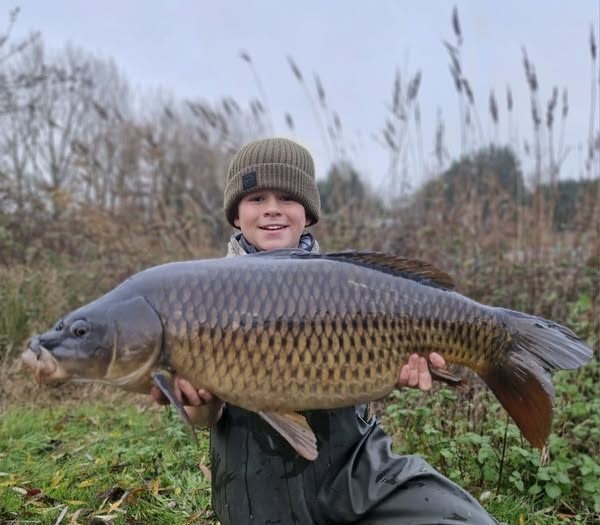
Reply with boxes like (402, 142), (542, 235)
(51, 469), (64, 488)
(479, 490), (492, 502)
(77, 478), (96, 488)
(554, 472), (570, 485)
(577, 292), (591, 311)
(440, 449), (453, 461)
(93, 515), (118, 521)
(513, 479), (524, 492)
(69, 509), (84, 524)
(511, 446), (531, 458)
(151, 478), (160, 496)
(544, 483), (561, 499)
(198, 463), (211, 482)
(107, 490), (129, 513)
(54, 505), (68, 525)
(483, 465), (497, 482)
(537, 468), (551, 481)
(583, 480), (599, 492)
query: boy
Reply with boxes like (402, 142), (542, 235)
(153, 138), (499, 524)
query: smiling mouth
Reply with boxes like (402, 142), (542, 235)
(259, 225), (288, 231)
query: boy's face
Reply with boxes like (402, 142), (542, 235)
(234, 190), (310, 251)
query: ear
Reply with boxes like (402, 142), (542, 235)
(234, 216), (240, 228)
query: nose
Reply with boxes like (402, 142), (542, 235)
(37, 330), (63, 351)
(263, 195), (282, 216)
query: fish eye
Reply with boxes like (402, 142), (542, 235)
(70, 320), (89, 338)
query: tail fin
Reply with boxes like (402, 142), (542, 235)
(481, 308), (593, 448)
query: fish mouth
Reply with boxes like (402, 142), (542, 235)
(21, 339), (70, 384)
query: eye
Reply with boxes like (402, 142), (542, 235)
(248, 194), (263, 202)
(70, 320), (89, 338)
(280, 194), (294, 202)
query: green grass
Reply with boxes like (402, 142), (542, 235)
(0, 404), (215, 524)
(1, 364), (597, 524)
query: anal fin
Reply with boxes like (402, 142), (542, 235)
(259, 411), (318, 461)
(429, 365), (467, 391)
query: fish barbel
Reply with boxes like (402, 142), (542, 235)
(22, 250), (593, 459)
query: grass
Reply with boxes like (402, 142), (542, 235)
(1, 361), (597, 524)
(0, 403), (215, 524)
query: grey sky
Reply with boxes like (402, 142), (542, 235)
(11, 0), (600, 191)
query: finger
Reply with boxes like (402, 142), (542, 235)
(398, 364), (410, 386)
(197, 389), (214, 403)
(173, 379), (183, 402)
(407, 361), (419, 387)
(429, 352), (446, 369)
(178, 378), (202, 406)
(408, 353), (420, 369)
(418, 356), (432, 391)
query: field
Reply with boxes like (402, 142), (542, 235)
(1, 6), (599, 525)
(1, 363), (598, 524)
(1, 225), (598, 524)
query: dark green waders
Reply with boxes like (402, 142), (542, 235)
(210, 405), (500, 525)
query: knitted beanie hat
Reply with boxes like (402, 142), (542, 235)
(223, 138), (321, 227)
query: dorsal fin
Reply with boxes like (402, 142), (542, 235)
(324, 250), (455, 290)
(248, 248), (454, 290)
(250, 248), (308, 257)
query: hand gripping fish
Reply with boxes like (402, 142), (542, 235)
(22, 250), (593, 460)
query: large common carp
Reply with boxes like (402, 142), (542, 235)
(22, 250), (593, 460)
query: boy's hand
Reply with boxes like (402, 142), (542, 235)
(397, 352), (446, 392)
(150, 377), (224, 426)
(150, 376), (214, 406)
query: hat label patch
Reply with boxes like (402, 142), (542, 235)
(242, 171), (257, 190)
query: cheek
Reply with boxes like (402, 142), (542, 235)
(289, 205), (307, 226)
(237, 203), (258, 225)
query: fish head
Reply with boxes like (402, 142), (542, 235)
(22, 296), (163, 392)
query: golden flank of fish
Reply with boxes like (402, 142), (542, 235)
(22, 250), (593, 460)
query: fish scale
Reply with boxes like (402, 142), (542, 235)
(22, 249), (593, 458)
(160, 263), (456, 410)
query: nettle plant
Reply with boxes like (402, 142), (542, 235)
(385, 364), (599, 514)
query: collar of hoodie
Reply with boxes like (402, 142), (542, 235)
(227, 232), (320, 257)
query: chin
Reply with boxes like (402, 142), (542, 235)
(257, 237), (295, 251)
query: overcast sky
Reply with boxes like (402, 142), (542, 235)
(10, 1), (600, 191)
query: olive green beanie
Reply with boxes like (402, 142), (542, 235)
(223, 137), (321, 227)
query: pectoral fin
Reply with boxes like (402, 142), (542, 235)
(152, 369), (198, 445)
(259, 411), (318, 461)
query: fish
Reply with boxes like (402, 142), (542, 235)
(21, 249), (593, 460)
